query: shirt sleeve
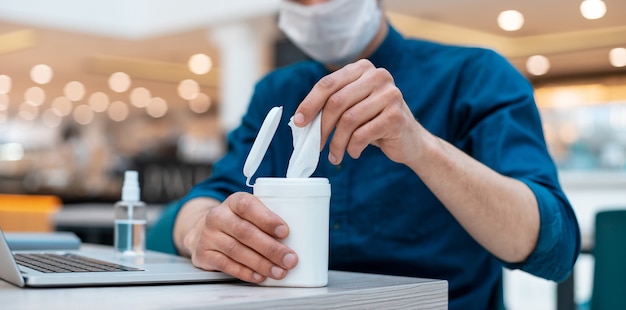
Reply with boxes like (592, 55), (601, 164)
(507, 179), (581, 282)
(144, 79), (274, 255)
(453, 48), (581, 282)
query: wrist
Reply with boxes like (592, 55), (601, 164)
(403, 121), (437, 171)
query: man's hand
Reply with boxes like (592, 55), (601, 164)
(293, 59), (421, 166)
(176, 194), (298, 283)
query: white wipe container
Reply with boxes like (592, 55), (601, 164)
(254, 177), (330, 287)
(243, 106), (330, 287)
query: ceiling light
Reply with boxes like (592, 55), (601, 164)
(497, 10), (525, 31)
(51, 96), (73, 116)
(30, 64), (53, 85)
(108, 101), (129, 122)
(130, 87), (151, 108)
(580, 0), (607, 20)
(177, 79), (200, 100)
(526, 55), (551, 76)
(189, 93), (211, 114)
(147, 97), (168, 118)
(108, 72), (132, 93)
(609, 48), (626, 68)
(64, 81), (86, 102)
(88, 92), (110, 112)
(73, 104), (94, 125)
(24, 87), (46, 106)
(188, 54), (213, 75)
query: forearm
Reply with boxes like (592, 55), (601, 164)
(407, 125), (540, 263)
(173, 197), (221, 257)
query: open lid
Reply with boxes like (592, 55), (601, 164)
(243, 106), (283, 187)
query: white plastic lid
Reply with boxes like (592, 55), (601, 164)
(253, 177), (330, 197)
(243, 106), (283, 187)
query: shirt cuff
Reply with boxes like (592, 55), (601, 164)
(504, 179), (580, 282)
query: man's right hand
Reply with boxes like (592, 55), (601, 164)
(173, 193), (298, 283)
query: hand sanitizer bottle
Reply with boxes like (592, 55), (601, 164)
(114, 170), (147, 256)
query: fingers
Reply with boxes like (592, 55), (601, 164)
(220, 195), (297, 270)
(294, 59), (375, 131)
(228, 193), (289, 240)
(191, 193), (298, 284)
(191, 237), (265, 283)
(294, 59), (410, 164)
(192, 230), (288, 283)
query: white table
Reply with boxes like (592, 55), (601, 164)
(0, 270), (447, 309)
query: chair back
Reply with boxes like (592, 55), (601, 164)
(591, 209), (626, 310)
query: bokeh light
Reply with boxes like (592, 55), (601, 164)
(51, 96), (73, 116)
(30, 64), (54, 85)
(0, 75), (12, 94)
(19, 101), (39, 120)
(497, 10), (524, 32)
(177, 79), (200, 100)
(88, 92), (110, 112)
(73, 104), (94, 125)
(129, 87), (151, 108)
(609, 48), (626, 68)
(109, 72), (132, 93)
(580, 0), (607, 20)
(189, 93), (211, 114)
(188, 53), (213, 75)
(147, 97), (168, 118)
(64, 81), (86, 102)
(24, 87), (46, 106)
(108, 101), (129, 122)
(526, 55), (551, 76)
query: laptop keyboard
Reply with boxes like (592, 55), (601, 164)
(14, 253), (144, 273)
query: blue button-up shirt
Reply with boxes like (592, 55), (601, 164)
(153, 25), (580, 309)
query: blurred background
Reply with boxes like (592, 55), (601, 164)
(1, 0), (626, 309)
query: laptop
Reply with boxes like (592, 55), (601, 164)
(0, 229), (234, 287)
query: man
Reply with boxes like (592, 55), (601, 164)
(150, 0), (580, 308)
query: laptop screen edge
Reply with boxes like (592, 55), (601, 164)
(0, 229), (26, 287)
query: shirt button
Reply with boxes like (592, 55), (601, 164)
(335, 164), (342, 171)
(333, 222), (341, 230)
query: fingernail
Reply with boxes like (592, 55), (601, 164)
(252, 272), (263, 282)
(329, 153), (337, 165)
(274, 225), (288, 238)
(283, 253), (297, 269)
(271, 266), (285, 279)
(294, 113), (305, 125)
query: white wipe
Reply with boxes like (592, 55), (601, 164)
(286, 112), (322, 178)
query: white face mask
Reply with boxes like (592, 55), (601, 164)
(278, 0), (382, 66)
